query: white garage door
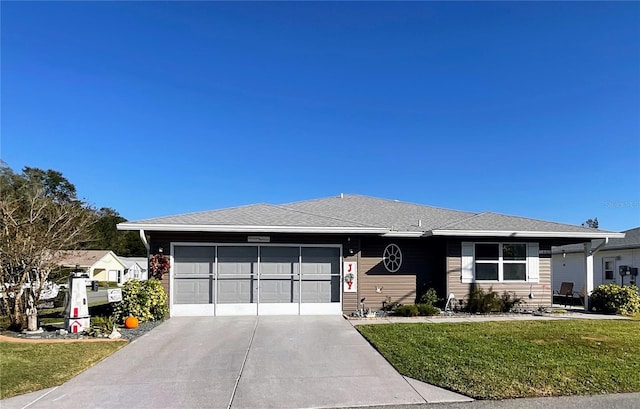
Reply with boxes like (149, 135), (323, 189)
(171, 244), (342, 316)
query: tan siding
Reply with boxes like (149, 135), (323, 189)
(446, 241), (553, 308)
(358, 239), (418, 310)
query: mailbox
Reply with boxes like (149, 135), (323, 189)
(619, 266), (631, 276)
(63, 270), (91, 333)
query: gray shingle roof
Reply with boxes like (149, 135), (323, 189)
(129, 203), (372, 228)
(436, 212), (603, 233)
(554, 226), (640, 253)
(281, 195), (474, 232)
(118, 194), (623, 238)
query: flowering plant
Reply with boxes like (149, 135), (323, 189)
(149, 253), (170, 280)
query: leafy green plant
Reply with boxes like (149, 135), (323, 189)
(113, 280), (168, 323)
(500, 291), (522, 312)
(86, 316), (115, 337)
(590, 284), (640, 316)
(417, 304), (440, 316)
(465, 285), (502, 313)
(395, 305), (419, 317)
(418, 288), (439, 306)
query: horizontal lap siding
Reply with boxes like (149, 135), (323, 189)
(447, 241), (552, 308)
(357, 239), (428, 310)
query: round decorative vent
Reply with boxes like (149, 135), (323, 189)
(383, 244), (402, 273)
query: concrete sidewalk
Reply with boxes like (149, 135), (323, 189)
(347, 311), (629, 326)
(1, 316), (471, 409)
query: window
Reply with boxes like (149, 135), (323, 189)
(603, 259), (615, 281)
(474, 243), (527, 281)
(383, 244), (403, 273)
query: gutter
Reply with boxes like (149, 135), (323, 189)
(429, 230), (626, 239)
(117, 223), (389, 235)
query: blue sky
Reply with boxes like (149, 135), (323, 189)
(2, 2), (639, 231)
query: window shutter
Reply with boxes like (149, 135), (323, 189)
(461, 242), (474, 284)
(527, 243), (539, 283)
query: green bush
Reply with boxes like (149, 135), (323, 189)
(86, 316), (115, 337)
(113, 280), (168, 323)
(417, 304), (440, 316)
(418, 288), (438, 306)
(395, 305), (419, 317)
(500, 291), (523, 312)
(466, 286), (502, 313)
(590, 284), (640, 316)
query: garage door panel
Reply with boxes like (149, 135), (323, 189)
(174, 278), (212, 304)
(259, 277), (299, 303)
(217, 278), (255, 304)
(301, 276), (340, 303)
(174, 246), (215, 276)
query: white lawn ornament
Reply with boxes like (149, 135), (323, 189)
(444, 293), (455, 312)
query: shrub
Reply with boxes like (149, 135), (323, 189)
(466, 286), (502, 313)
(590, 284), (640, 316)
(395, 305), (419, 317)
(417, 304), (440, 316)
(381, 297), (400, 312)
(500, 291), (523, 312)
(113, 280), (168, 323)
(86, 316), (115, 337)
(418, 288), (439, 306)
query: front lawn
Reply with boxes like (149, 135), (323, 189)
(357, 320), (640, 399)
(0, 340), (126, 399)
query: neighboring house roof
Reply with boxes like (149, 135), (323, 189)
(56, 250), (114, 268)
(117, 194), (624, 239)
(120, 257), (148, 271)
(553, 227), (640, 254)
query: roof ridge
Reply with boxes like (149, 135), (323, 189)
(436, 212), (485, 229)
(281, 193), (476, 215)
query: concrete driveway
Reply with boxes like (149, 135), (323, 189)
(2, 316), (470, 409)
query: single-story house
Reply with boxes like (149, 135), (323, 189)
(552, 226), (640, 295)
(117, 194), (623, 317)
(120, 257), (149, 281)
(57, 250), (128, 285)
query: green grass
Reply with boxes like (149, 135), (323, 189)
(357, 320), (640, 399)
(0, 341), (126, 399)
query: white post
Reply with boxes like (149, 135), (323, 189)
(585, 243), (594, 309)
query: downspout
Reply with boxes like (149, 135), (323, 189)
(139, 229), (150, 253)
(585, 237), (609, 308)
(139, 230), (150, 279)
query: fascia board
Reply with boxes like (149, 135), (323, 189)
(382, 231), (425, 237)
(430, 230), (626, 239)
(117, 223), (388, 234)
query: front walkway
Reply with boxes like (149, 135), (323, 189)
(347, 310), (629, 326)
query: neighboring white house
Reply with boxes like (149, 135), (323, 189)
(120, 257), (149, 281)
(56, 250), (146, 285)
(552, 227), (640, 294)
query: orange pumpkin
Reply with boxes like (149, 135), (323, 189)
(124, 316), (139, 329)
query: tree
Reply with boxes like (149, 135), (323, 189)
(582, 218), (599, 229)
(0, 164), (95, 330)
(83, 207), (146, 257)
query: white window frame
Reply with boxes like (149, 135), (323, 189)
(473, 242), (528, 282)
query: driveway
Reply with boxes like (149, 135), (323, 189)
(2, 316), (469, 409)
